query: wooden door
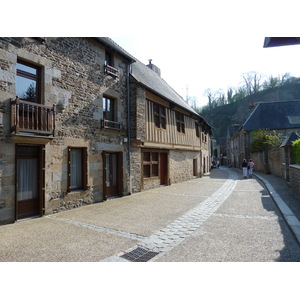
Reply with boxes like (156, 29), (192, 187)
(16, 145), (43, 219)
(193, 158), (197, 176)
(160, 153), (168, 185)
(103, 152), (123, 199)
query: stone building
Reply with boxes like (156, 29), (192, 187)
(0, 37), (134, 224)
(129, 59), (212, 192)
(0, 37), (212, 226)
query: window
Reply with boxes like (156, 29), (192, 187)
(105, 51), (113, 67)
(103, 97), (115, 121)
(143, 151), (159, 178)
(176, 112), (185, 133)
(16, 60), (41, 103)
(68, 147), (88, 192)
(104, 51), (119, 77)
(195, 122), (200, 138)
(153, 103), (166, 129)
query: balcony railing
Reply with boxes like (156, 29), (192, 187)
(104, 64), (119, 78)
(10, 97), (56, 136)
(101, 119), (122, 131)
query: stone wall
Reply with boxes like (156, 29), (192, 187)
(130, 147), (142, 193)
(0, 37), (130, 224)
(250, 147), (283, 176)
(289, 165), (300, 196)
(169, 150), (199, 184)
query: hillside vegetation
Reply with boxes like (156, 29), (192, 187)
(200, 83), (300, 142)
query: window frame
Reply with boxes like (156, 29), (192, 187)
(67, 147), (88, 192)
(16, 59), (41, 103)
(105, 50), (113, 67)
(175, 112), (185, 133)
(103, 96), (116, 122)
(143, 151), (159, 179)
(153, 102), (167, 129)
(195, 121), (200, 138)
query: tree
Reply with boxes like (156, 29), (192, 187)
(21, 83), (36, 102)
(250, 129), (281, 152)
(242, 71), (263, 95)
(227, 87), (234, 104)
(204, 88), (215, 110)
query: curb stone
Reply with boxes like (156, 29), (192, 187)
(254, 173), (300, 246)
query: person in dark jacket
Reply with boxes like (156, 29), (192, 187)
(242, 159), (248, 178)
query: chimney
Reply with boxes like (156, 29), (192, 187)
(146, 59), (161, 77)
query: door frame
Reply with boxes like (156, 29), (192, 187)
(15, 144), (45, 220)
(102, 151), (123, 200)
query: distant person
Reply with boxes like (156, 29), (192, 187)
(248, 159), (255, 178)
(242, 159), (248, 178)
(217, 160), (220, 168)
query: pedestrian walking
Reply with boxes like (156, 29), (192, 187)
(242, 159), (248, 178)
(217, 160), (220, 168)
(248, 159), (255, 178)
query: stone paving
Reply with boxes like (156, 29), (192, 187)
(1, 166), (299, 262)
(100, 168), (238, 261)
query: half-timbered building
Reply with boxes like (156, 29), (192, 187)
(129, 60), (212, 192)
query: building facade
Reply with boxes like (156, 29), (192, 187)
(0, 37), (212, 225)
(0, 37), (133, 224)
(129, 60), (212, 192)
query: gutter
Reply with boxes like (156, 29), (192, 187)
(127, 63), (133, 195)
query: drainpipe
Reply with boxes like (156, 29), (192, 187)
(127, 62), (132, 194)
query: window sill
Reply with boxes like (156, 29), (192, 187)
(143, 176), (159, 180)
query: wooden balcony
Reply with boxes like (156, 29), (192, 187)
(101, 119), (122, 131)
(104, 64), (119, 78)
(10, 97), (56, 136)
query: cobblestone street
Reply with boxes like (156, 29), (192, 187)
(1, 167), (300, 262)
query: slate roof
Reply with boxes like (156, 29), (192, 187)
(95, 37), (135, 62)
(280, 131), (300, 147)
(99, 38), (212, 128)
(131, 60), (199, 117)
(243, 100), (300, 131)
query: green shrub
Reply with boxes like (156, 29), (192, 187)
(292, 138), (300, 164)
(251, 129), (281, 153)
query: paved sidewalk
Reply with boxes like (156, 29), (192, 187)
(252, 170), (300, 244)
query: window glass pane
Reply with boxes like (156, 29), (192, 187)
(143, 152), (150, 162)
(105, 52), (112, 65)
(153, 103), (159, 114)
(154, 115), (160, 127)
(17, 145), (39, 155)
(70, 149), (82, 190)
(152, 152), (158, 162)
(106, 154), (110, 187)
(143, 165), (150, 178)
(160, 107), (166, 116)
(161, 117), (166, 129)
(103, 97), (114, 121)
(17, 158), (38, 201)
(112, 154), (118, 186)
(181, 124), (185, 133)
(152, 164), (158, 176)
(17, 63), (37, 75)
(16, 76), (37, 102)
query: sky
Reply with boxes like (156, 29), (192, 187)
(112, 36), (300, 108)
